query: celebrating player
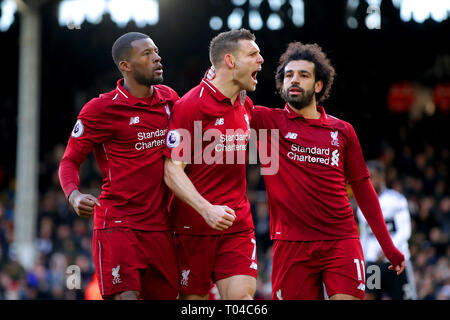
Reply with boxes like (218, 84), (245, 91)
(251, 42), (405, 300)
(357, 160), (417, 300)
(58, 32), (179, 300)
(163, 28), (263, 300)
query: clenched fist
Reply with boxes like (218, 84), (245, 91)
(200, 204), (236, 231)
(68, 189), (100, 218)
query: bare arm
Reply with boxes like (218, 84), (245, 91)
(163, 157), (236, 231)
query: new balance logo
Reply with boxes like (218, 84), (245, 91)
(129, 116), (140, 125)
(180, 269), (190, 287)
(357, 283), (365, 291)
(214, 118), (224, 126)
(112, 265), (121, 285)
(331, 149), (340, 166)
(285, 132), (298, 139)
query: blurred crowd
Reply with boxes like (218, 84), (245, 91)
(0, 146), (98, 300)
(0, 117), (448, 300)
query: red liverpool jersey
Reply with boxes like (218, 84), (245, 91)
(59, 79), (179, 231)
(163, 79), (254, 235)
(251, 104), (369, 241)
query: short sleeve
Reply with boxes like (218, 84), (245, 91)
(163, 100), (198, 164)
(63, 99), (114, 166)
(59, 98), (114, 198)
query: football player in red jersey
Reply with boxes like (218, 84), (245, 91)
(163, 29), (263, 300)
(251, 42), (405, 300)
(59, 32), (179, 300)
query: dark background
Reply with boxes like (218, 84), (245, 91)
(0, 0), (449, 300)
(0, 0), (448, 184)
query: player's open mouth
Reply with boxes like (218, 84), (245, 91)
(251, 70), (260, 82)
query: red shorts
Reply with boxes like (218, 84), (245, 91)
(92, 227), (179, 300)
(175, 229), (258, 295)
(272, 238), (366, 300)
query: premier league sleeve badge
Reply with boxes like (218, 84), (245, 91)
(71, 119), (84, 138)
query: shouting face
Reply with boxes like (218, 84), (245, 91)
(232, 39), (264, 92)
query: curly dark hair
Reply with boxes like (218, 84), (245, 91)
(275, 42), (336, 104)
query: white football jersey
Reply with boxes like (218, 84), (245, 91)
(357, 188), (412, 262)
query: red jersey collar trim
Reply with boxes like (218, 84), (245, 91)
(116, 78), (164, 106)
(201, 79), (237, 106)
(284, 104), (328, 125)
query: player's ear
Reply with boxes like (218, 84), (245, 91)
(224, 53), (235, 69)
(314, 80), (323, 94)
(119, 60), (132, 73)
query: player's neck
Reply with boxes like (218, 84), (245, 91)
(210, 72), (240, 105)
(288, 102), (320, 119)
(123, 78), (154, 99)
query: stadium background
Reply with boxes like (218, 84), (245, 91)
(0, 0), (448, 299)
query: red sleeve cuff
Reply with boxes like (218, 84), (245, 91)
(58, 158), (80, 199)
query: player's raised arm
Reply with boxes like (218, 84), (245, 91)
(163, 158), (235, 231)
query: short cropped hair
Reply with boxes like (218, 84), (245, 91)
(209, 28), (255, 67)
(112, 32), (149, 68)
(275, 42), (336, 104)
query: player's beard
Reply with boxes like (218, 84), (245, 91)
(133, 68), (163, 87)
(281, 85), (315, 110)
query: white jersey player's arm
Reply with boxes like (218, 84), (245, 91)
(357, 208), (383, 261)
(391, 197), (412, 249)
(356, 208), (366, 238)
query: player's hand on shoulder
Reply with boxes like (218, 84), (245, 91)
(201, 204), (236, 231)
(68, 189), (100, 218)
